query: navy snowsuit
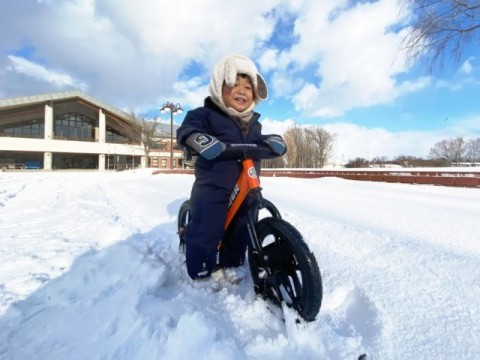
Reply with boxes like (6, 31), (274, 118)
(176, 97), (264, 279)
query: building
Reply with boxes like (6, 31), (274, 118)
(0, 90), (183, 170)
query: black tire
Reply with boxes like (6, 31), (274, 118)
(248, 217), (322, 322)
(177, 200), (191, 253)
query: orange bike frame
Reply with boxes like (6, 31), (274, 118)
(224, 158), (260, 229)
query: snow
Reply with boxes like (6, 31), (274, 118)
(1, 169), (479, 359)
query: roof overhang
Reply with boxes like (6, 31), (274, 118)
(0, 90), (134, 123)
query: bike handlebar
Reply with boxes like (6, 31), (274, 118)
(222, 143), (272, 159)
(183, 143), (273, 161)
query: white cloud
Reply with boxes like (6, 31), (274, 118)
(171, 77), (209, 109)
(7, 55), (87, 90)
(434, 58), (479, 91)
(0, 0), (281, 109)
(261, 117), (434, 161)
(459, 57), (474, 75)
(262, 117), (480, 164)
(260, 117), (296, 135)
(322, 122), (439, 161)
(258, 49), (279, 73)
(0, 0), (419, 114)
(1, 0), (478, 149)
(283, 0), (417, 117)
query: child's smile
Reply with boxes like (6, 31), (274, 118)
(222, 75), (254, 112)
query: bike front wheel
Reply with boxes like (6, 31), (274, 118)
(177, 200), (191, 253)
(248, 217), (323, 322)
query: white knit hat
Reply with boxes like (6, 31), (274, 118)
(209, 53), (268, 104)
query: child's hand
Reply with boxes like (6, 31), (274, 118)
(186, 133), (226, 160)
(263, 135), (287, 156)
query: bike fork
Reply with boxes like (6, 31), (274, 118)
(246, 191), (281, 280)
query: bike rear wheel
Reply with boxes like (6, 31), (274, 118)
(248, 217), (322, 322)
(177, 200), (191, 253)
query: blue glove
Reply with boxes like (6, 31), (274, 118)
(186, 133), (226, 160)
(263, 135), (287, 156)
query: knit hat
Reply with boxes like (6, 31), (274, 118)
(209, 53), (268, 104)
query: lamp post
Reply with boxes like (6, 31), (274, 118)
(160, 101), (183, 169)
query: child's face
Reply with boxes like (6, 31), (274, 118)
(222, 74), (254, 112)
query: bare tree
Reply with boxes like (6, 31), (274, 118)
(464, 137), (480, 164)
(371, 156), (390, 167)
(283, 123), (335, 168)
(345, 157), (370, 168)
(429, 136), (466, 164)
(304, 127), (336, 168)
(128, 110), (160, 166)
(393, 155), (435, 167)
(113, 113), (141, 145)
(283, 123), (305, 168)
(402, 0), (480, 70)
(262, 156), (286, 168)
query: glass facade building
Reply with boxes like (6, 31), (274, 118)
(0, 91), (182, 170)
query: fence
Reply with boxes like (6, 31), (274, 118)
(152, 168), (480, 188)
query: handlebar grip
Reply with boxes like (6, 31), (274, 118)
(183, 146), (197, 160)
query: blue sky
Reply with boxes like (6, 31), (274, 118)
(1, 0), (479, 163)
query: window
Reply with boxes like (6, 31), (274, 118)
(0, 119), (44, 138)
(106, 126), (130, 144)
(55, 112), (95, 141)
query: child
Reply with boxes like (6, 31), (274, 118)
(176, 53), (286, 284)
